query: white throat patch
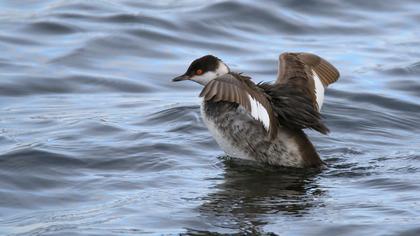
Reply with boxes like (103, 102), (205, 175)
(190, 61), (229, 85)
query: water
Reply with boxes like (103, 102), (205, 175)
(0, 0), (420, 235)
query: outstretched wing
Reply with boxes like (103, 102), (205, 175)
(276, 52), (340, 111)
(259, 82), (329, 135)
(199, 73), (278, 139)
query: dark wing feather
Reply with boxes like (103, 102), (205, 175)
(276, 52), (340, 111)
(276, 52), (340, 86)
(200, 73), (278, 139)
(200, 74), (250, 110)
(295, 52), (340, 86)
(258, 82), (329, 135)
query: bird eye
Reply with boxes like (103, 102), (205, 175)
(195, 69), (203, 75)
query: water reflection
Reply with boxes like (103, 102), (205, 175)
(186, 158), (324, 235)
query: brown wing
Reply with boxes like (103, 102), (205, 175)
(276, 52), (340, 110)
(258, 82), (329, 135)
(295, 52), (340, 86)
(277, 52), (340, 86)
(199, 73), (278, 139)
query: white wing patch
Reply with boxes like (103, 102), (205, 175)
(312, 69), (325, 110)
(247, 94), (270, 131)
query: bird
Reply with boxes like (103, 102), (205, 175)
(172, 53), (339, 168)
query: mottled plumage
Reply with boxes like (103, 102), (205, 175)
(173, 53), (340, 168)
(199, 73), (278, 139)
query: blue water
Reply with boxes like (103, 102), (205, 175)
(0, 1), (420, 235)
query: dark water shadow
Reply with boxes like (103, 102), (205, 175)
(183, 157), (324, 235)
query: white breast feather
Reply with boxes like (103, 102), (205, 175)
(247, 94), (270, 131)
(312, 69), (325, 110)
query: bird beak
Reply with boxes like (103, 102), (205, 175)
(172, 74), (190, 82)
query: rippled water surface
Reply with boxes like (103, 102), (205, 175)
(1, 0), (420, 235)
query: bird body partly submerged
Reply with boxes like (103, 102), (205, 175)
(201, 100), (322, 168)
(173, 53), (340, 168)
